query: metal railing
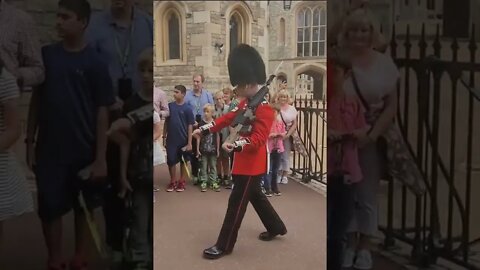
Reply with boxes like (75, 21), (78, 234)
(379, 23), (480, 269)
(291, 95), (326, 184)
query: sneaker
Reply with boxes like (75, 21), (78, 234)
(224, 179), (232, 189)
(342, 248), (356, 268)
(200, 182), (207, 192)
(353, 249), (373, 270)
(276, 175), (282, 184)
(192, 176), (199, 185)
(166, 181), (176, 192)
(265, 190), (273, 197)
(176, 181), (186, 192)
(281, 176), (288, 184)
(212, 182), (221, 192)
(273, 191), (282, 196)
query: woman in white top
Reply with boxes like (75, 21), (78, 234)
(153, 111), (166, 202)
(0, 67), (34, 241)
(276, 90), (298, 184)
(337, 9), (400, 269)
(153, 111), (166, 166)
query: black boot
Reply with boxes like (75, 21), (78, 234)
(258, 229), (287, 241)
(203, 246), (231, 259)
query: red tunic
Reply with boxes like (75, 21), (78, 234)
(209, 99), (274, 176)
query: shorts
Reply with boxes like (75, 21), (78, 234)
(35, 161), (105, 222)
(166, 144), (191, 166)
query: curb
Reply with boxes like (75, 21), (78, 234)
(288, 175), (326, 196)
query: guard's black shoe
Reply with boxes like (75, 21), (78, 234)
(258, 229), (287, 241)
(203, 246), (230, 259)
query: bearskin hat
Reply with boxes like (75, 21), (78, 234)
(227, 44), (267, 87)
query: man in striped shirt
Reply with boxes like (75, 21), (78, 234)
(0, 0), (44, 90)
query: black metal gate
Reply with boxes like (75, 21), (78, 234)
(379, 23), (480, 269)
(292, 95), (326, 184)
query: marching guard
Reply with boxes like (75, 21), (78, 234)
(193, 44), (287, 259)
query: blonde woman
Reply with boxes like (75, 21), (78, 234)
(329, 0), (387, 52)
(276, 90), (298, 184)
(338, 9), (400, 269)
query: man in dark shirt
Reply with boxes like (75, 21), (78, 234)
(26, 1), (115, 269)
(85, 1), (153, 257)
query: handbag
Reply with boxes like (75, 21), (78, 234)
(279, 111), (308, 157)
(351, 72), (426, 195)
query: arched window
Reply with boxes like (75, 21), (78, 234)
(280, 18), (286, 45)
(166, 9), (181, 60)
(225, 3), (252, 56)
(297, 6), (326, 57)
(155, 2), (187, 65)
(229, 12), (243, 50)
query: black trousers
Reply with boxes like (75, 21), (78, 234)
(191, 139), (200, 177)
(215, 174), (286, 252)
(327, 174), (355, 270)
(269, 151), (281, 193)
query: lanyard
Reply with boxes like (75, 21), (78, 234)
(194, 91), (202, 114)
(114, 10), (135, 78)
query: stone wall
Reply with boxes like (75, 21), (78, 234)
(8, 0), (152, 45)
(267, 1), (326, 97)
(154, 1), (268, 98)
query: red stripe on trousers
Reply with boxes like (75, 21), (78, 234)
(225, 176), (252, 250)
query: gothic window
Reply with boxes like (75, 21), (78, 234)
(166, 10), (181, 60)
(229, 12), (243, 50)
(156, 3), (186, 64)
(226, 4), (251, 56)
(297, 6), (325, 57)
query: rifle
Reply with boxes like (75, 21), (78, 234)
(223, 74), (276, 145)
(223, 61), (283, 145)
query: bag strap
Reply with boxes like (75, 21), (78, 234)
(351, 71), (370, 112)
(352, 71), (376, 136)
(279, 111), (288, 128)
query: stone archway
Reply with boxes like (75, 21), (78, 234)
(294, 63), (325, 100)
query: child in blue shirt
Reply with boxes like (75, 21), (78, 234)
(165, 85), (195, 192)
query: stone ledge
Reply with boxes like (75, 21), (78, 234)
(371, 237), (461, 270)
(288, 175), (326, 196)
